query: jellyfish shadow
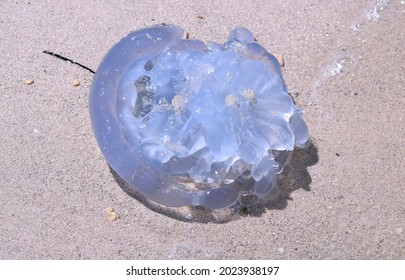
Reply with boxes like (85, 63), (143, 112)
(110, 140), (318, 223)
(110, 166), (238, 223)
(246, 140), (319, 217)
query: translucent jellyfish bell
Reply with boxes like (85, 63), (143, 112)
(89, 24), (309, 210)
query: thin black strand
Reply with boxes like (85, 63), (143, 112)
(43, 50), (95, 74)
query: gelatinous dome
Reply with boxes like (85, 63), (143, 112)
(89, 24), (309, 209)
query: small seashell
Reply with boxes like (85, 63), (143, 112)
(25, 79), (34, 85)
(276, 54), (285, 67)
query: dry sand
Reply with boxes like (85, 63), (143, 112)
(1, 0), (404, 259)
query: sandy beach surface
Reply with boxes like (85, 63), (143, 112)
(1, 0), (404, 259)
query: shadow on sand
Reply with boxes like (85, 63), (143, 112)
(111, 141), (319, 223)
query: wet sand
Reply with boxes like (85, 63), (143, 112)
(1, 0), (404, 259)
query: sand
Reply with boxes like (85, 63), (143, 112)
(1, 0), (404, 259)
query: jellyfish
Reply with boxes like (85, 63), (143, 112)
(89, 24), (309, 210)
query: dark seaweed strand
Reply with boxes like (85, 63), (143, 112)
(43, 50), (95, 74)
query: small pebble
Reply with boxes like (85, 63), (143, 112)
(107, 212), (119, 221)
(185, 214), (193, 221)
(105, 206), (119, 221)
(276, 54), (285, 67)
(25, 79), (34, 85)
(277, 247), (285, 254)
(73, 79), (80, 87)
